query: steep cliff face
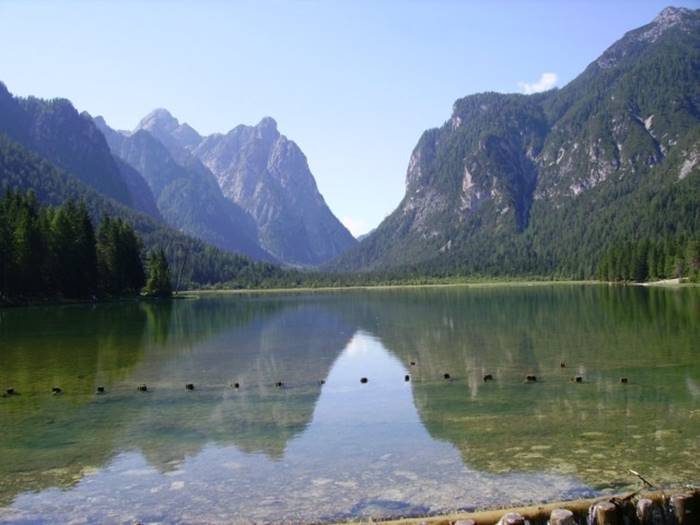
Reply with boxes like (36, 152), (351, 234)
(330, 7), (700, 274)
(94, 116), (274, 262)
(190, 117), (356, 266)
(133, 110), (356, 266)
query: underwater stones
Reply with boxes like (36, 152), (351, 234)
(549, 508), (575, 525)
(497, 512), (528, 525)
(185, 383), (194, 390)
(51, 387), (62, 395)
(483, 374), (494, 382)
(360, 377), (368, 384)
(137, 384), (148, 392)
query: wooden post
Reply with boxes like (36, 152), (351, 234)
(549, 508), (575, 525)
(497, 512), (526, 525)
(670, 493), (699, 524)
(636, 497), (670, 525)
(590, 501), (618, 525)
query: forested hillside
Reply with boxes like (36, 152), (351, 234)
(328, 7), (700, 280)
(0, 134), (288, 289)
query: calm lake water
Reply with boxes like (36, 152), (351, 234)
(0, 285), (698, 524)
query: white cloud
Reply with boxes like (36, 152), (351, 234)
(517, 72), (558, 94)
(341, 216), (369, 238)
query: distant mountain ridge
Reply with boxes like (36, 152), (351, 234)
(329, 6), (700, 276)
(93, 116), (274, 262)
(135, 110), (357, 266)
(0, 132), (285, 289)
(0, 79), (354, 268)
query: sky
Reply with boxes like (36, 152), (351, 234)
(1, 0), (697, 237)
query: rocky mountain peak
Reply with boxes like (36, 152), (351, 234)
(255, 116), (279, 140)
(653, 6), (693, 26)
(138, 108), (179, 133)
(638, 6), (697, 43)
(136, 108), (202, 152)
(189, 117), (356, 265)
(91, 114), (107, 128)
(594, 6), (698, 69)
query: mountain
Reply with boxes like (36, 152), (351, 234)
(113, 157), (162, 220)
(0, 132), (288, 288)
(329, 7), (700, 277)
(0, 82), (159, 219)
(93, 116), (275, 262)
(137, 111), (357, 266)
(136, 108), (202, 153)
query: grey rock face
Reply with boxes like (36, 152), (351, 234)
(191, 117), (356, 266)
(137, 108), (202, 153)
(95, 116), (275, 262)
(139, 109), (356, 266)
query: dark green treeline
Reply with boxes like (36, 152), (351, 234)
(598, 236), (700, 283)
(0, 190), (169, 300)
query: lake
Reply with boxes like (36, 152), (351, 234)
(0, 284), (698, 524)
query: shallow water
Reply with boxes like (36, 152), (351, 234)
(0, 285), (698, 524)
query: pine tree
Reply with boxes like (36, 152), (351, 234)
(0, 191), (15, 297)
(143, 249), (172, 298)
(13, 192), (46, 295)
(74, 202), (98, 296)
(686, 240), (700, 282)
(50, 202), (77, 296)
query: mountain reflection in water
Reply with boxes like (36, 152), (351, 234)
(0, 285), (698, 524)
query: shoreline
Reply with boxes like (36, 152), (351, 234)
(182, 280), (596, 297)
(183, 278), (698, 297)
(2, 278), (696, 309)
(0, 294), (179, 309)
(332, 488), (698, 525)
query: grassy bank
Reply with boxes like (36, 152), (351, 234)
(182, 279), (595, 296)
(183, 277), (700, 297)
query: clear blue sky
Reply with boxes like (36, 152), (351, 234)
(1, 1), (696, 236)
